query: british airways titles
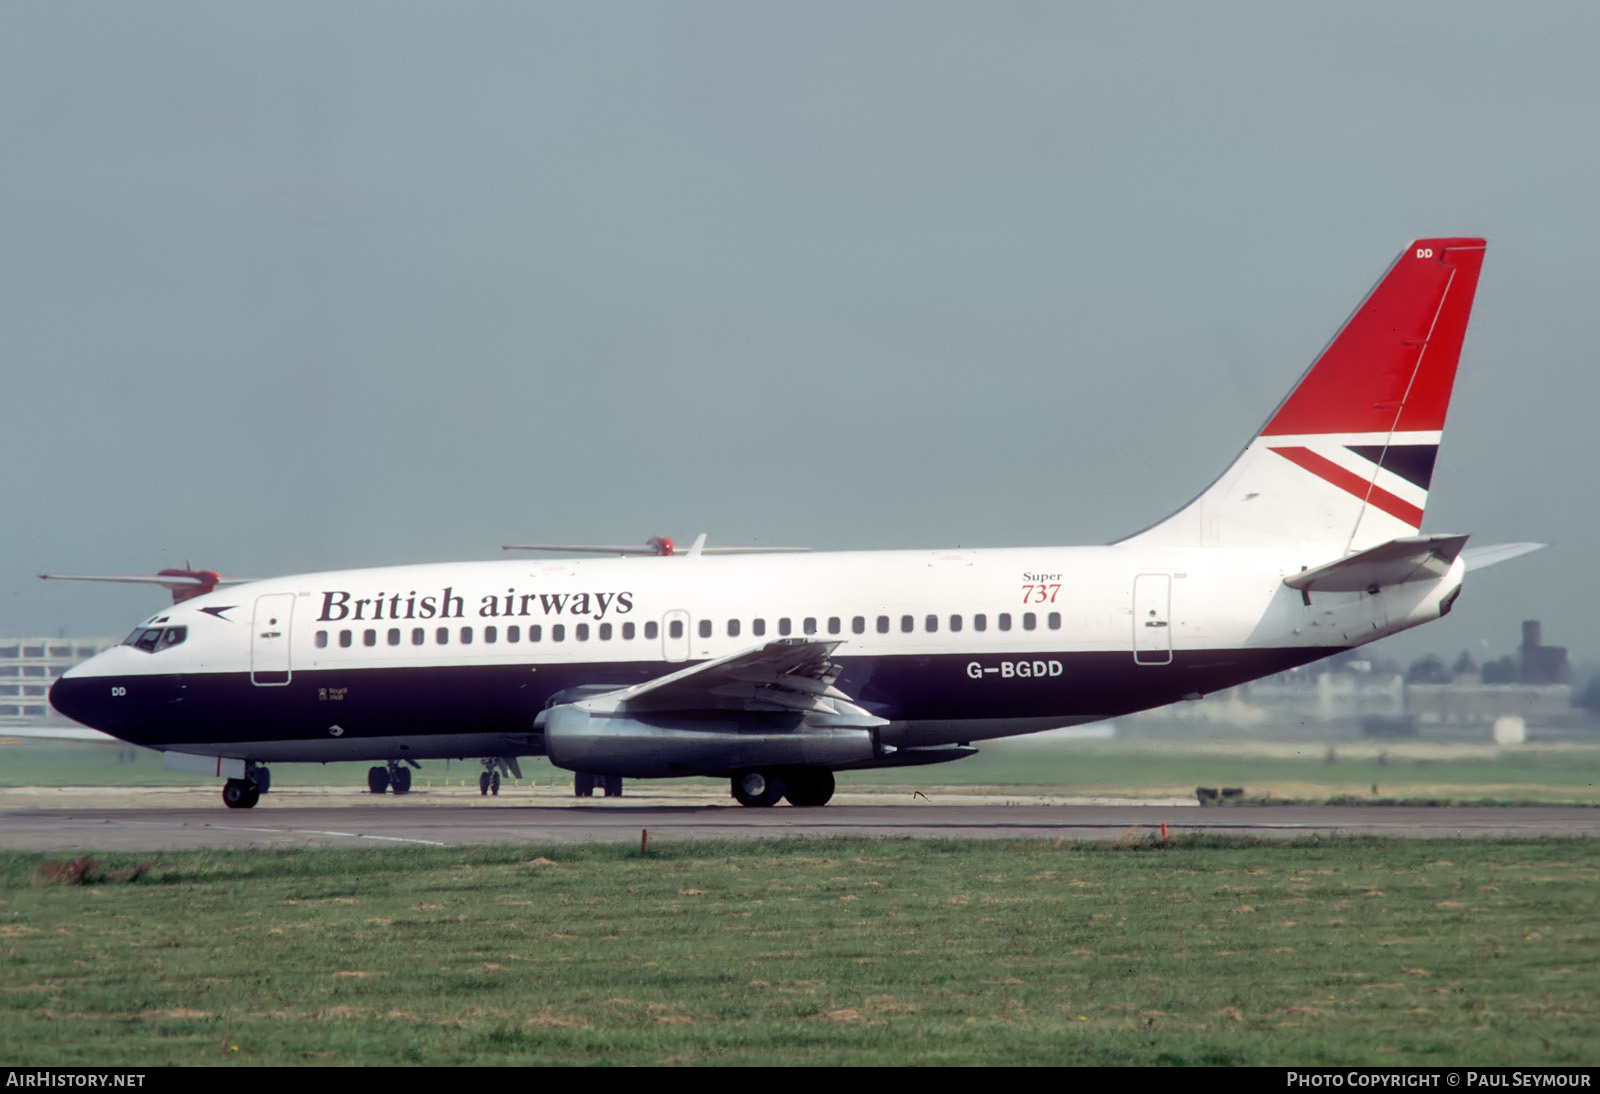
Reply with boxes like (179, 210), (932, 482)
(318, 587), (636, 623)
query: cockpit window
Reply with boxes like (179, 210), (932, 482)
(123, 625), (188, 654)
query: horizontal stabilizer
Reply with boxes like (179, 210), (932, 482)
(1284, 534), (1470, 594)
(1461, 542), (1546, 572)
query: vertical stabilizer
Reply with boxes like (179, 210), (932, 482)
(1119, 238), (1486, 553)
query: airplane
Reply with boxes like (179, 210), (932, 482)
(48, 237), (1542, 810)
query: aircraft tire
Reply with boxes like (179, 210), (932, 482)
(732, 770), (786, 808)
(253, 767), (271, 795)
(392, 766), (412, 794)
(478, 771), (490, 795)
(574, 772), (595, 798)
(783, 769), (835, 807)
(222, 779), (260, 810)
(603, 775), (622, 798)
(490, 771), (500, 796)
(367, 766), (390, 795)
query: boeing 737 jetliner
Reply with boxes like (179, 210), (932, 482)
(50, 238), (1535, 809)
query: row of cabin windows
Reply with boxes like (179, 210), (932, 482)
(313, 612), (1063, 651)
(709, 612), (1060, 638)
(315, 621), (653, 649)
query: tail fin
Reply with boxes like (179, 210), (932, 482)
(1120, 238), (1486, 553)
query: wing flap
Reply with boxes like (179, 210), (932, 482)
(571, 638), (886, 728)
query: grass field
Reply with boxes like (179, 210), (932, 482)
(2, 837), (1597, 1065)
(5, 735), (1598, 804)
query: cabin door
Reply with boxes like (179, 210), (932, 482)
(251, 593), (296, 686)
(1132, 575), (1172, 665)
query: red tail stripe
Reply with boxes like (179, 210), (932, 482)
(1269, 446), (1424, 528)
(1261, 239), (1485, 437)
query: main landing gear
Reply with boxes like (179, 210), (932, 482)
(367, 759), (417, 795)
(221, 762), (272, 809)
(573, 772), (623, 798)
(731, 768), (835, 808)
(478, 758), (523, 796)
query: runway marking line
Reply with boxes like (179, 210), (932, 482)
(206, 824), (448, 846)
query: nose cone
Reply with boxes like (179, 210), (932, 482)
(49, 669), (111, 731)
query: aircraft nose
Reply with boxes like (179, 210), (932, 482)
(49, 667), (121, 734)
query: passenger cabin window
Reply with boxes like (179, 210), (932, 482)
(552, 624), (565, 642)
(363, 629), (376, 647)
(315, 631), (328, 649)
(507, 625), (520, 643)
(412, 628), (425, 646)
(852, 616), (865, 635)
(900, 615), (913, 633)
(778, 618), (792, 637)
(804, 617), (817, 635)
(529, 625), (543, 642)
(388, 628), (401, 646)
(436, 627), (449, 645)
(1048, 612), (1061, 630)
(1023, 612), (1037, 631)
(622, 622), (635, 640)
(339, 630), (353, 649)
(877, 615), (890, 634)
(576, 624), (589, 641)
(460, 626), (473, 644)
(752, 619), (765, 637)
(949, 614), (962, 632)
(698, 619), (712, 639)
(599, 623), (612, 641)
(974, 614), (987, 632)
(924, 614), (938, 633)
(727, 619), (740, 638)
(484, 626), (497, 644)
(645, 622), (658, 640)
(998, 613), (1013, 632)
(669, 620), (683, 639)
(828, 617), (840, 635)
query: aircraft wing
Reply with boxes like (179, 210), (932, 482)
(565, 639), (886, 728)
(38, 574), (250, 588)
(1284, 534), (1471, 594)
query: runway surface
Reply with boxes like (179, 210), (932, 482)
(1, 786), (1594, 850)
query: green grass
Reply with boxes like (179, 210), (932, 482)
(2, 838), (1596, 1065)
(6, 736), (1600, 804)
(861, 738), (1600, 804)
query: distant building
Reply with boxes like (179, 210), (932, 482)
(0, 638), (118, 725)
(1519, 620), (1569, 685)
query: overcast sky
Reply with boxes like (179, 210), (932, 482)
(3, 2), (1594, 669)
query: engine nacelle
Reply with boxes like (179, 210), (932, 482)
(544, 702), (878, 778)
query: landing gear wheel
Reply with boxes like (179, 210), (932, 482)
(490, 770), (501, 796)
(391, 766), (411, 794)
(479, 771), (491, 796)
(732, 770), (787, 808)
(367, 766), (390, 794)
(783, 769), (835, 807)
(248, 766), (271, 795)
(222, 778), (261, 809)
(574, 772), (596, 798)
(602, 775), (623, 798)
